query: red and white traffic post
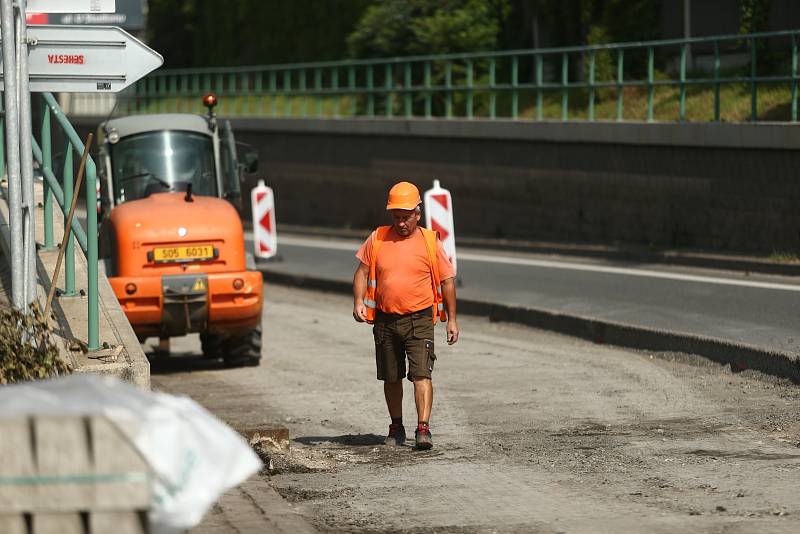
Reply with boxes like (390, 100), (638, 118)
(251, 180), (277, 260)
(424, 179), (457, 274)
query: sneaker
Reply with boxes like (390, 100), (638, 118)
(385, 423), (406, 447)
(414, 424), (433, 450)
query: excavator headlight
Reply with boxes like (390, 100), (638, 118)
(125, 283), (137, 295)
(232, 278), (244, 290)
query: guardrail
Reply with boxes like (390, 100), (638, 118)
(70, 29), (800, 123)
(31, 92), (99, 350)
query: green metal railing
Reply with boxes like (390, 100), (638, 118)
(32, 92), (99, 350)
(102, 29), (800, 123)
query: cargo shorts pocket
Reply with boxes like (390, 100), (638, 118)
(424, 339), (436, 372)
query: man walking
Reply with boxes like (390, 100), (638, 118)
(353, 181), (459, 450)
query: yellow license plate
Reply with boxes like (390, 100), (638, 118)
(151, 245), (215, 263)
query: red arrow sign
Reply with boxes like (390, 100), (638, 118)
(260, 209), (272, 233)
(431, 218), (449, 242)
(432, 194), (449, 210)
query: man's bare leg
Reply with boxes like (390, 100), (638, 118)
(384, 381), (403, 418)
(412, 377), (433, 423)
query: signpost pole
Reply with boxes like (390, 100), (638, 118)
(1, 0), (24, 308)
(17, 0), (37, 304)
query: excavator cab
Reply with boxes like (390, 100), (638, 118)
(97, 95), (264, 367)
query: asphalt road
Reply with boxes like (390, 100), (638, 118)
(151, 284), (800, 533)
(249, 232), (800, 356)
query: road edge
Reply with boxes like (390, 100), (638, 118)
(267, 224), (800, 277)
(261, 269), (800, 384)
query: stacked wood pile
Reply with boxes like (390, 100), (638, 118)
(0, 415), (150, 534)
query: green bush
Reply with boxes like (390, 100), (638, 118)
(0, 304), (71, 384)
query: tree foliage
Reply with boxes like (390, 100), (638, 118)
(739, 0), (772, 34)
(347, 0), (511, 58)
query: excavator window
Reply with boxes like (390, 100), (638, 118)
(111, 130), (217, 204)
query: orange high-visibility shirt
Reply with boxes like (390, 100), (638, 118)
(356, 227), (455, 315)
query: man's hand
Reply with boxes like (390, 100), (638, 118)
(353, 301), (368, 323)
(446, 318), (459, 345)
(353, 262), (370, 323)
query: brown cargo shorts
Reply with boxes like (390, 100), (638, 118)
(373, 309), (436, 382)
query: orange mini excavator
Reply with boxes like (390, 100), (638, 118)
(96, 94), (263, 366)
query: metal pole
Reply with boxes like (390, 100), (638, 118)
(1, 0), (23, 308)
(683, 0), (693, 70)
(41, 99), (54, 249)
(17, 0), (37, 305)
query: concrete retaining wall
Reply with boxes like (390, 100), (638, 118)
(230, 118), (800, 254)
(75, 116), (800, 254)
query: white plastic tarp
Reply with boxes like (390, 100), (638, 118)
(0, 374), (262, 531)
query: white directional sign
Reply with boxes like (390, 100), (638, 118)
(0, 24), (162, 92)
(26, 0), (115, 13)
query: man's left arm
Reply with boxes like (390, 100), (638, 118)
(441, 277), (459, 345)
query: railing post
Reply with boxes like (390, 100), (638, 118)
(561, 52), (569, 121)
(0, 96), (4, 178)
(216, 74), (224, 113)
(223, 72), (236, 115)
(62, 146), (75, 297)
(404, 62), (412, 118)
(169, 75), (177, 112)
(489, 58), (496, 119)
(424, 61), (432, 118)
(792, 35), (798, 123)
(255, 71), (264, 116)
(679, 43), (687, 121)
(242, 73), (250, 115)
(750, 37), (758, 121)
(348, 66), (356, 117)
(535, 55), (543, 120)
(445, 61), (453, 118)
(714, 41), (721, 121)
(367, 65), (375, 117)
(466, 59), (474, 119)
(616, 49), (624, 121)
(385, 63), (394, 118)
(311, 68), (319, 117)
(269, 71), (277, 117)
(86, 159), (99, 351)
(300, 69), (310, 118)
(332, 67), (340, 117)
(647, 47), (654, 122)
(588, 50), (595, 121)
(511, 56), (518, 119)
(283, 69), (292, 117)
(41, 99), (54, 249)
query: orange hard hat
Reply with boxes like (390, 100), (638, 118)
(386, 181), (421, 210)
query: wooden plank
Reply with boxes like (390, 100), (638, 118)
(0, 416), (149, 513)
(89, 511), (147, 534)
(89, 416), (149, 509)
(34, 416), (93, 510)
(0, 418), (37, 511)
(0, 514), (27, 534)
(31, 512), (83, 534)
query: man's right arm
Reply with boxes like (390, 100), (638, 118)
(352, 262), (370, 322)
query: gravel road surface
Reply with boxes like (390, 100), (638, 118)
(253, 233), (800, 355)
(152, 284), (800, 533)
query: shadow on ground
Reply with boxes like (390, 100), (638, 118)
(148, 351), (227, 374)
(295, 434), (385, 447)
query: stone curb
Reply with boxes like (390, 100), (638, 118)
(260, 269), (800, 385)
